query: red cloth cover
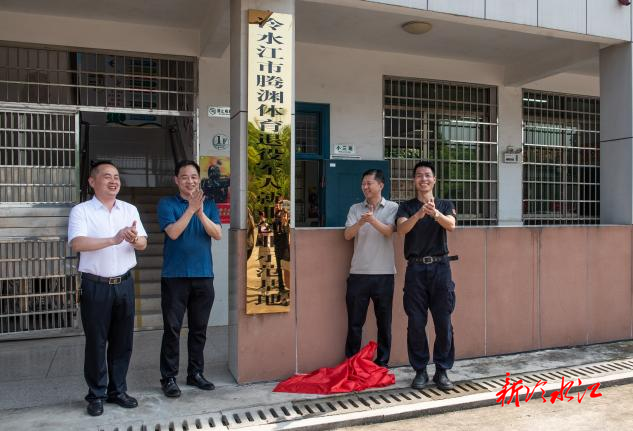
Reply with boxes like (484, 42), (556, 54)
(273, 341), (395, 394)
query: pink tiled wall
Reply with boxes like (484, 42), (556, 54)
(233, 226), (633, 383)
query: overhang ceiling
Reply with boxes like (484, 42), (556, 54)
(0, 0), (211, 28)
(0, 0), (600, 76)
(295, 1), (600, 76)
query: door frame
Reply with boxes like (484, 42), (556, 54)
(296, 102), (330, 226)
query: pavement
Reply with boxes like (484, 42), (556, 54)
(2, 326), (633, 430)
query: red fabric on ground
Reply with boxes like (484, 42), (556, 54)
(273, 341), (395, 394)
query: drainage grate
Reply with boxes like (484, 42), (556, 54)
(105, 358), (633, 431)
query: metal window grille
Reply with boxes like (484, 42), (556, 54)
(0, 238), (79, 336)
(384, 77), (498, 225)
(0, 109), (78, 204)
(296, 112), (320, 155)
(522, 90), (600, 225)
(0, 44), (195, 114)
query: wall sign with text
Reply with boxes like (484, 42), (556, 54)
(246, 10), (293, 314)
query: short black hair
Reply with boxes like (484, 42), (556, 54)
(361, 169), (385, 184)
(90, 160), (117, 177)
(412, 161), (435, 178)
(175, 160), (200, 176)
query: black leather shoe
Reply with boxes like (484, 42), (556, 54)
(161, 377), (181, 398)
(433, 369), (455, 391)
(186, 372), (215, 390)
(106, 392), (138, 408)
(374, 359), (388, 368)
(411, 369), (429, 389)
(86, 399), (103, 416)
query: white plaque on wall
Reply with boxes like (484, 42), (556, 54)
(208, 106), (230, 118)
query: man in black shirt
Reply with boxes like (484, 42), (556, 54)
(396, 161), (457, 391)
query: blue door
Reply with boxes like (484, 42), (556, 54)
(323, 159), (390, 227)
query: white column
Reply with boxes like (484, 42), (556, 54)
(228, 0), (295, 380)
(497, 86), (524, 225)
(600, 43), (633, 225)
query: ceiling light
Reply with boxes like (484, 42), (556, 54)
(402, 21), (432, 35)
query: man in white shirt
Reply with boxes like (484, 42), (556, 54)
(344, 169), (398, 367)
(68, 161), (147, 417)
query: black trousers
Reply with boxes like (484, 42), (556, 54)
(160, 277), (215, 379)
(403, 261), (456, 372)
(80, 275), (135, 401)
(345, 274), (394, 364)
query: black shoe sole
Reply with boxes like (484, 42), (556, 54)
(86, 407), (103, 417)
(432, 377), (455, 391)
(106, 399), (138, 408)
(186, 381), (215, 390)
(161, 387), (181, 398)
(411, 377), (429, 389)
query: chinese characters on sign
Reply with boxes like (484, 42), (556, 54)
(246, 11), (293, 314)
(495, 373), (602, 407)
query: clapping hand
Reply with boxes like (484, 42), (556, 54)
(188, 189), (205, 216)
(115, 220), (138, 244)
(422, 198), (437, 218)
(360, 204), (375, 225)
(415, 197), (437, 219)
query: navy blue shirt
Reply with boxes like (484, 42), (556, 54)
(158, 195), (221, 278)
(396, 198), (456, 259)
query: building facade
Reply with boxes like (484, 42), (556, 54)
(1, 0), (633, 383)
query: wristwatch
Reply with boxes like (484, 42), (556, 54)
(433, 210), (440, 220)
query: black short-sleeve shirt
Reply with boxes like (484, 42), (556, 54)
(396, 198), (456, 259)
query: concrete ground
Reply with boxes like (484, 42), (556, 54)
(0, 326), (230, 411)
(2, 328), (633, 430)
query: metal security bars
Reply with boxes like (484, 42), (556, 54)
(0, 238), (79, 335)
(0, 108), (80, 337)
(296, 112), (320, 155)
(522, 90), (600, 225)
(0, 45), (195, 114)
(384, 77), (498, 225)
(0, 109), (78, 203)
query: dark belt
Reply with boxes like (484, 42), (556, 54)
(81, 271), (131, 285)
(408, 255), (459, 264)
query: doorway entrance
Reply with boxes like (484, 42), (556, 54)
(295, 102), (329, 227)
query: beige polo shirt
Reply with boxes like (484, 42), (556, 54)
(345, 197), (398, 275)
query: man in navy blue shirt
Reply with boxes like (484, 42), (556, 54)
(157, 160), (222, 398)
(397, 161), (457, 391)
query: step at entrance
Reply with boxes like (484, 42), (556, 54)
(121, 187), (174, 331)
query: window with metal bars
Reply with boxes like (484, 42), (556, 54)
(0, 44), (195, 114)
(384, 77), (498, 226)
(0, 238), (79, 335)
(296, 111), (320, 155)
(522, 90), (600, 225)
(0, 110), (77, 204)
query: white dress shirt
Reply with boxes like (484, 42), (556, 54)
(68, 196), (147, 277)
